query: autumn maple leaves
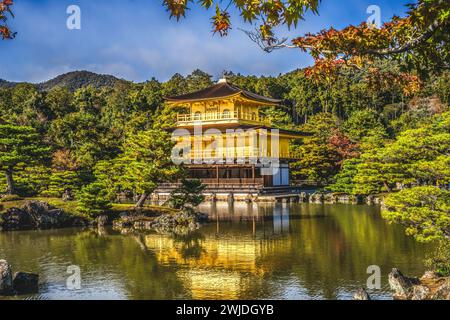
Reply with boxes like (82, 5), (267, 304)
(0, 0), (14, 39)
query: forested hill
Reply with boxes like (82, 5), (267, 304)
(0, 70), (124, 91)
(38, 71), (124, 91)
(0, 79), (17, 88)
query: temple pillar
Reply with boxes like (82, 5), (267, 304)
(216, 165), (219, 184)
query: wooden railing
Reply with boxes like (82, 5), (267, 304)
(187, 150), (298, 160)
(197, 178), (264, 185)
(158, 178), (265, 190)
(177, 111), (270, 125)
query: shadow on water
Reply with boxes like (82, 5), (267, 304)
(0, 202), (431, 300)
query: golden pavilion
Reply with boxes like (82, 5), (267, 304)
(160, 78), (307, 197)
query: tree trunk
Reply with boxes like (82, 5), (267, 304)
(383, 181), (392, 193)
(135, 193), (148, 208)
(5, 167), (15, 195)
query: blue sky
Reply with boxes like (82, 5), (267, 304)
(0, 0), (412, 83)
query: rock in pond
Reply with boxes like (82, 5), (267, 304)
(309, 192), (324, 203)
(113, 210), (209, 235)
(389, 268), (450, 300)
(0, 260), (13, 295)
(353, 287), (371, 300)
(150, 211), (208, 235)
(97, 215), (109, 227)
(411, 285), (430, 300)
(12, 272), (39, 294)
(1, 260), (40, 295)
(388, 268), (420, 298)
(431, 279), (450, 300)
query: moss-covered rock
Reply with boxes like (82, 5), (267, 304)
(389, 268), (450, 300)
(0, 200), (89, 231)
(113, 210), (208, 235)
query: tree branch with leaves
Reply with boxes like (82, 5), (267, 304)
(163, 0), (320, 37)
(163, 0), (448, 94)
(0, 0), (15, 40)
(292, 1), (449, 77)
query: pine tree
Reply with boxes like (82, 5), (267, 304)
(327, 158), (361, 194)
(112, 129), (181, 207)
(167, 179), (205, 213)
(77, 182), (112, 218)
(291, 113), (340, 184)
(0, 123), (50, 195)
(43, 171), (83, 198)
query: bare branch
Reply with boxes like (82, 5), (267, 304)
(238, 28), (297, 53)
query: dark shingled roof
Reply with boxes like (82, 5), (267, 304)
(165, 80), (282, 105)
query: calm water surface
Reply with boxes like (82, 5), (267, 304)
(0, 203), (430, 300)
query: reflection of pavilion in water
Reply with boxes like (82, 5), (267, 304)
(143, 203), (292, 299)
(132, 203), (425, 300)
(198, 202), (290, 233)
(202, 202), (291, 238)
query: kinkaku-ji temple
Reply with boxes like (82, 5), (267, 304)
(155, 78), (309, 201)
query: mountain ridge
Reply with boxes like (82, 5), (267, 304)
(0, 70), (126, 91)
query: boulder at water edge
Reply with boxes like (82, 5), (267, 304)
(0, 260), (13, 295)
(1, 200), (81, 230)
(388, 268), (420, 298)
(12, 272), (39, 294)
(353, 287), (371, 300)
(389, 268), (450, 300)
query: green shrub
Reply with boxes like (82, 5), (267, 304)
(76, 182), (112, 218)
(382, 186), (450, 242)
(425, 240), (450, 277)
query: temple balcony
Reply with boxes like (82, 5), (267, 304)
(186, 149), (299, 160)
(176, 111), (271, 127)
(158, 178), (264, 189)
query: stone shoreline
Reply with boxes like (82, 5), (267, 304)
(152, 192), (384, 205)
(354, 268), (450, 300)
(0, 200), (210, 236)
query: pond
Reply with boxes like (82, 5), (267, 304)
(0, 203), (430, 300)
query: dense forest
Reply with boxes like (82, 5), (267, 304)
(0, 65), (448, 199)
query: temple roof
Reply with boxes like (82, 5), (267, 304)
(165, 79), (282, 105)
